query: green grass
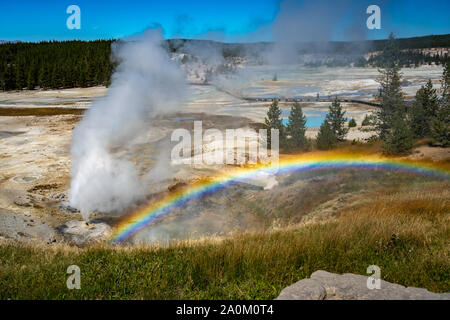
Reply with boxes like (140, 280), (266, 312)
(1, 183), (448, 299)
(1, 142), (449, 299)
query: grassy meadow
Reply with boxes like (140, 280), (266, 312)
(1, 143), (449, 299)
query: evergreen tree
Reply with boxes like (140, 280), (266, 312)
(361, 114), (370, 126)
(376, 61), (404, 140)
(286, 102), (309, 150)
(367, 33), (450, 68)
(38, 65), (50, 89)
(376, 33), (411, 155)
(380, 33), (400, 69)
(382, 114), (413, 155)
(316, 120), (337, 150)
(348, 118), (357, 128)
(440, 62), (450, 106)
(0, 40), (113, 91)
(26, 70), (35, 90)
(79, 65), (88, 88)
(376, 34), (404, 137)
(430, 106), (449, 147)
(4, 64), (15, 90)
(15, 64), (26, 90)
(264, 99), (285, 148)
(50, 66), (60, 89)
(430, 63), (450, 147)
(86, 62), (97, 87)
(409, 79), (439, 138)
(0, 67), (5, 91)
(325, 98), (348, 141)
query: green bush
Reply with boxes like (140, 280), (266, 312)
(361, 114), (376, 126)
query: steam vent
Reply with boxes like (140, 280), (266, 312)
(1, 1), (449, 309)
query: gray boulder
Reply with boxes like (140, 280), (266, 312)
(56, 220), (111, 245)
(276, 270), (450, 300)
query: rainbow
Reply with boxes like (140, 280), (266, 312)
(112, 153), (450, 242)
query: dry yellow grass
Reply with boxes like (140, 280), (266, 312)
(1, 178), (448, 299)
(1, 142), (449, 299)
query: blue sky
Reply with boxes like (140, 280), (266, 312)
(0, 0), (449, 42)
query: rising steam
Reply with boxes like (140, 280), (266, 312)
(69, 28), (186, 220)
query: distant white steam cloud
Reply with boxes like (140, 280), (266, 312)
(69, 28), (187, 220)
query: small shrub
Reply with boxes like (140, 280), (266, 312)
(361, 113), (377, 126)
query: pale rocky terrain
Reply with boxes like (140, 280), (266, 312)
(0, 65), (446, 244)
(0, 106), (258, 244)
(0, 114), (77, 243)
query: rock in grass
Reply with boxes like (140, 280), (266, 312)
(56, 220), (111, 245)
(276, 270), (450, 300)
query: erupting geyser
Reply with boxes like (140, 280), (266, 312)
(69, 28), (187, 220)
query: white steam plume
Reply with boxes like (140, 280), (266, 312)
(69, 29), (186, 220)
